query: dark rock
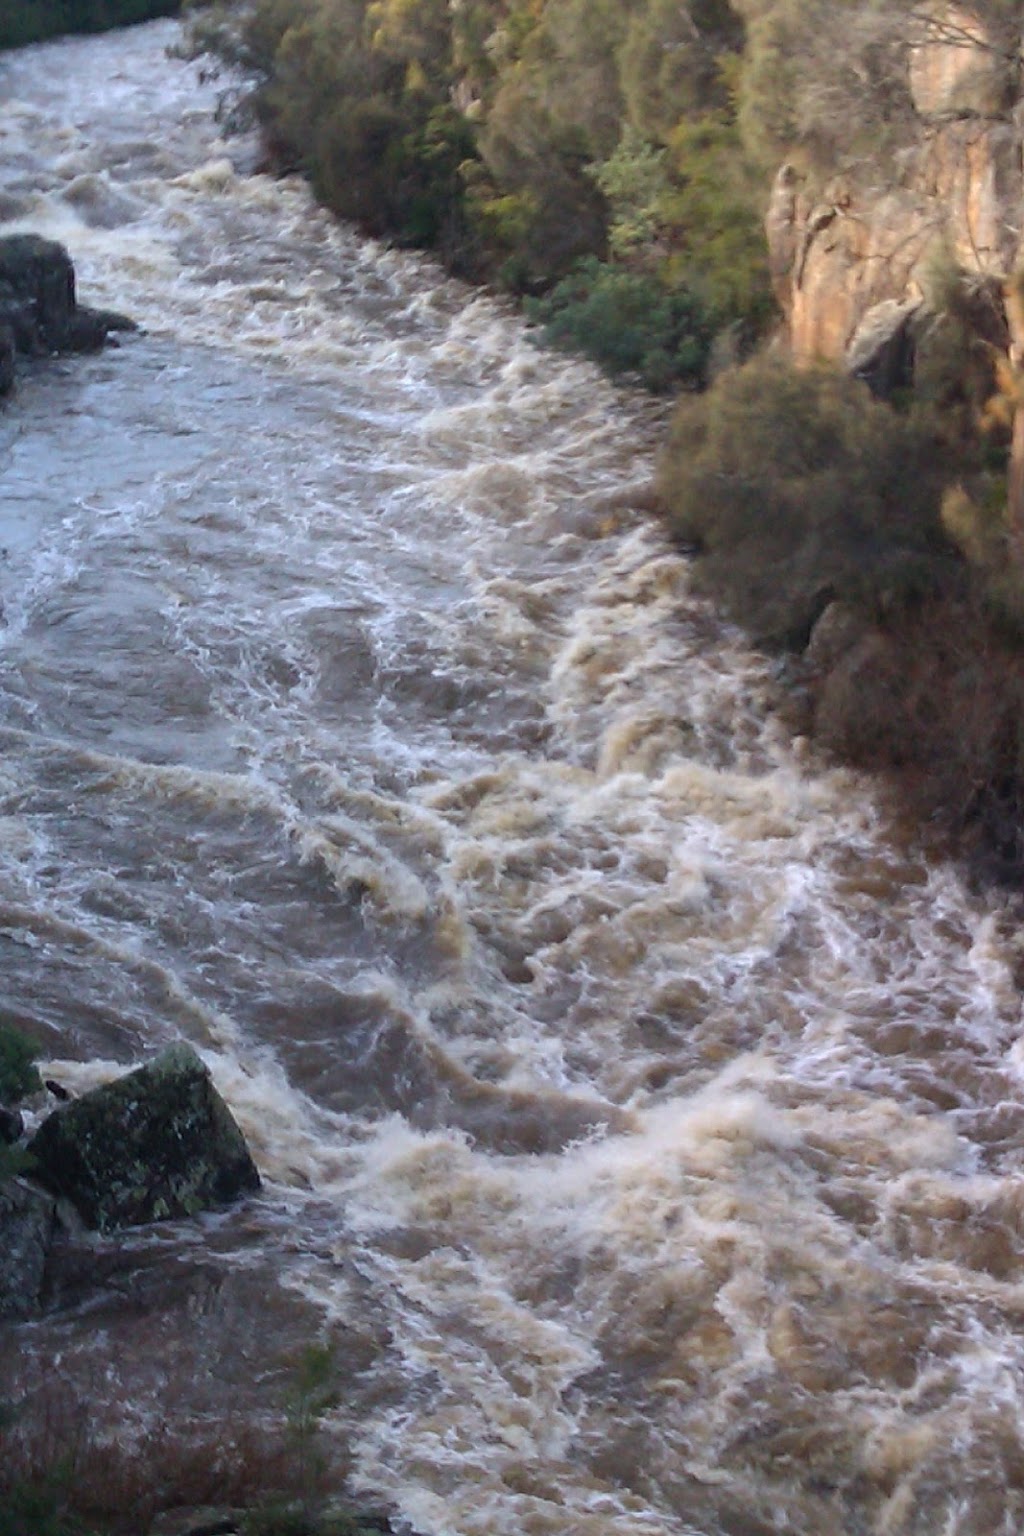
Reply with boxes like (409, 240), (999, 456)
(812, 627), (905, 759)
(67, 303), (138, 353)
(0, 280), (46, 355)
(0, 321), (14, 395)
(0, 1177), (56, 1319)
(27, 1043), (261, 1233)
(44, 1077), (71, 1102)
(0, 233), (76, 351)
(804, 599), (869, 672)
(0, 1104), (23, 1144)
(0, 234), (136, 391)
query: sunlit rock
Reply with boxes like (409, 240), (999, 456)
(766, 9), (1023, 370)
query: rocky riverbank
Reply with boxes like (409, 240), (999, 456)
(0, 1037), (397, 1536)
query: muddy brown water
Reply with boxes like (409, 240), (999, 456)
(2, 21), (1024, 1536)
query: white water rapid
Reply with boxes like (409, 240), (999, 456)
(3, 20), (1024, 1536)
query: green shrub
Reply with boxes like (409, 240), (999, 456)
(658, 352), (959, 644)
(0, 1145), (33, 1181)
(0, 1025), (41, 1107)
(659, 112), (775, 330)
(528, 257), (711, 390)
(187, 0), (772, 323)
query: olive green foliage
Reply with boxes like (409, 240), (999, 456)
(0, 1143), (33, 1181)
(660, 112), (773, 325)
(661, 351), (1024, 875)
(528, 257), (710, 390)
(620, 0), (743, 138)
(0, 1025), (41, 1107)
(590, 127), (669, 265)
(731, 0), (916, 169)
(283, 1343), (337, 1505)
(0, 0), (178, 48)
(238, 1344), (348, 1536)
(189, 0), (776, 378)
(659, 354), (958, 645)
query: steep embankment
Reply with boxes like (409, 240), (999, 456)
(733, 4), (1024, 874)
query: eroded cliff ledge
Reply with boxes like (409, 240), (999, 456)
(766, 5), (1023, 392)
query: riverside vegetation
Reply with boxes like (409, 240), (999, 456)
(182, 0), (1024, 879)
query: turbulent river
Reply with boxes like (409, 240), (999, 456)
(4, 20), (1024, 1536)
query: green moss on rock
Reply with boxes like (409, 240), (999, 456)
(27, 1043), (260, 1233)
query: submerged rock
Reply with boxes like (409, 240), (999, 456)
(0, 1177), (56, 1318)
(27, 1043), (261, 1233)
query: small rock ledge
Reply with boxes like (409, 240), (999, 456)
(0, 231), (136, 393)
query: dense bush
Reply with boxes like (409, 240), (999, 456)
(658, 351), (1024, 875)
(0, 1475), (101, 1536)
(813, 590), (1024, 878)
(658, 353), (959, 645)
(0, 0), (179, 49)
(528, 257), (711, 390)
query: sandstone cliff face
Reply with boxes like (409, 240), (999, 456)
(766, 5), (1024, 377)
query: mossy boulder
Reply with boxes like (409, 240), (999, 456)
(27, 1044), (261, 1233)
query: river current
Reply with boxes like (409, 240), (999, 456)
(3, 20), (1024, 1536)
